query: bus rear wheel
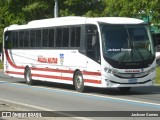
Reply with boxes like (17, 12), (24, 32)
(25, 67), (34, 85)
(74, 71), (85, 93)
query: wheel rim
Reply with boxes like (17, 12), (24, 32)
(76, 74), (83, 89)
(26, 70), (31, 83)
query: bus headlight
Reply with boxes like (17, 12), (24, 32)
(147, 66), (156, 74)
(104, 67), (112, 73)
(151, 66), (156, 72)
(112, 68), (118, 74)
(104, 67), (118, 74)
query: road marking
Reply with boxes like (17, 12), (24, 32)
(0, 81), (6, 84)
(0, 98), (91, 120)
(0, 98), (52, 111)
(1, 80), (160, 109)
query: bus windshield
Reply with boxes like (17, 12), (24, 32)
(100, 23), (155, 68)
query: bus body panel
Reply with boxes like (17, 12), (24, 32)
(4, 49), (102, 87)
(156, 45), (160, 64)
(3, 16), (156, 90)
(101, 59), (156, 88)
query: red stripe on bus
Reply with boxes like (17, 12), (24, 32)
(6, 71), (24, 75)
(32, 74), (101, 84)
(5, 49), (24, 69)
(5, 49), (100, 76)
(32, 67), (101, 76)
(32, 67), (74, 74)
(83, 71), (101, 76)
(6, 71), (101, 84)
(84, 79), (102, 84)
(32, 73), (73, 81)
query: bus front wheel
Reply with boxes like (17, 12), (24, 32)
(74, 71), (85, 93)
(25, 67), (34, 85)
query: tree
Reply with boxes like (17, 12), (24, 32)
(0, 0), (54, 43)
(103, 0), (160, 24)
(0, 0), (27, 43)
(59, 0), (105, 17)
(22, 0), (55, 21)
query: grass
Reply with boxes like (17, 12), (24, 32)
(156, 66), (160, 85)
(0, 61), (160, 85)
(0, 61), (3, 69)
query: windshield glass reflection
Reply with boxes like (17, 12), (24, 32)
(100, 24), (155, 63)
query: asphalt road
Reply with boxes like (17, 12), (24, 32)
(0, 70), (160, 120)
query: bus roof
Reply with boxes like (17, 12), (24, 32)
(5, 16), (145, 31)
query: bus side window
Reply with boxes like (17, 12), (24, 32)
(56, 28), (63, 47)
(14, 31), (19, 48)
(71, 26), (81, 47)
(49, 29), (55, 47)
(30, 30), (36, 47)
(62, 27), (69, 47)
(86, 25), (100, 63)
(42, 29), (49, 47)
(36, 30), (41, 47)
(5, 31), (12, 49)
(19, 30), (25, 47)
(24, 30), (29, 47)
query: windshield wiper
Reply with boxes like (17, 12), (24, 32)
(119, 52), (127, 62)
(135, 48), (145, 61)
(118, 26), (133, 63)
(125, 25), (133, 49)
(125, 26), (146, 61)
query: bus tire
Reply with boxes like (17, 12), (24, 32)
(74, 71), (85, 93)
(24, 67), (34, 85)
(119, 87), (131, 92)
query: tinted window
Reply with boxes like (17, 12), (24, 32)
(56, 28), (62, 47)
(11, 32), (15, 48)
(24, 30), (29, 47)
(86, 25), (100, 62)
(15, 32), (19, 47)
(36, 30), (41, 47)
(71, 27), (81, 47)
(157, 46), (160, 52)
(49, 29), (55, 47)
(71, 27), (76, 47)
(4, 31), (12, 49)
(19, 31), (24, 47)
(62, 27), (69, 47)
(5, 25), (82, 49)
(30, 30), (35, 47)
(75, 27), (81, 47)
(42, 29), (48, 47)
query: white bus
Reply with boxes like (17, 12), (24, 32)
(157, 48), (160, 65)
(3, 16), (157, 92)
(155, 34), (160, 65)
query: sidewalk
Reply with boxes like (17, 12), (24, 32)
(0, 100), (76, 120)
(0, 100), (45, 120)
(0, 101), (15, 113)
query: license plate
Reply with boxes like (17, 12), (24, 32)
(128, 78), (137, 83)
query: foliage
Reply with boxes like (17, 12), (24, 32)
(60, 0), (105, 17)
(156, 66), (160, 85)
(0, 61), (3, 69)
(0, 0), (160, 44)
(103, 0), (160, 24)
